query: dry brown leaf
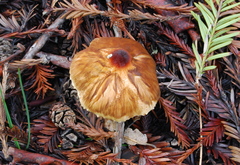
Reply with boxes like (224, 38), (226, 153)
(124, 128), (147, 145)
(124, 128), (155, 147)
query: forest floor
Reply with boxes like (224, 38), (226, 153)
(0, 0), (240, 164)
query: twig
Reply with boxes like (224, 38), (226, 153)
(35, 51), (71, 69)
(1, 28), (65, 39)
(8, 147), (79, 165)
(23, 15), (65, 59)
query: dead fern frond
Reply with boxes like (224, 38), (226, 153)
(58, 0), (104, 19)
(210, 143), (234, 165)
(224, 57), (240, 88)
(27, 64), (54, 99)
(4, 125), (30, 145)
(177, 143), (201, 164)
(62, 143), (102, 163)
(206, 96), (231, 120)
(156, 23), (195, 58)
(229, 146), (240, 163)
(229, 44), (240, 58)
(160, 69), (197, 100)
(133, 0), (196, 14)
(8, 59), (42, 70)
(222, 120), (240, 142)
(63, 143), (134, 164)
(130, 144), (184, 164)
(205, 70), (220, 97)
(199, 117), (225, 147)
(0, 5), (37, 34)
(0, 14), (21, 33)
(17, 5), (37, 29)
(204, 88), (240, 145)
(55, 0), (184, 22)
(68, 122), (115, 141)
(31, 116), (60, 153)
(127, 9), (181, 22)
(160, 98), (191, 148)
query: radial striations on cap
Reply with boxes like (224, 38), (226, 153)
(70, 37), (160, 122)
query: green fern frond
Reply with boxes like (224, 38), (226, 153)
(191, 0), (240, 79)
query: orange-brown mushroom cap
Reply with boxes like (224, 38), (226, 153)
(70, 37), (160, 122)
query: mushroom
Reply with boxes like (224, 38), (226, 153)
(69, 37), (160, 159)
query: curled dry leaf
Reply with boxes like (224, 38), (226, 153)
(124, 128), (155, 147)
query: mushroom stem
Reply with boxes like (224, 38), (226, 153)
(113, 121), (125, 163)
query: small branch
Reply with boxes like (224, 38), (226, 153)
(23, 15), (65, 59)
(8, 147), (78, 165)
(36, 51), (71, 69)
(0, 28), (65, 39)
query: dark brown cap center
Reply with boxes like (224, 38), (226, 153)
(107, 49), (130, 68)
